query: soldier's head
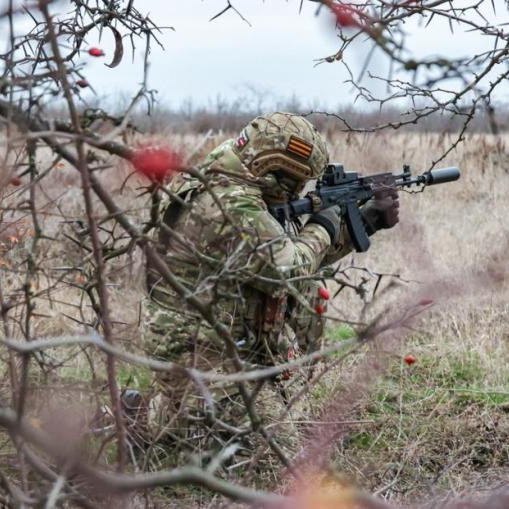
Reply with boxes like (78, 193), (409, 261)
(233, 112), (329, 201)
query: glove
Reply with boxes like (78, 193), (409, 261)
(361, 187), (400, 235)
(306, 205), (342, 245)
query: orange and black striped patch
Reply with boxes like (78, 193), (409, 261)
(287, 136), (313, 160)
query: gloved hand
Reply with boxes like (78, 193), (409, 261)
(307, 205), (342, 245)
(361, 187), (400, 235)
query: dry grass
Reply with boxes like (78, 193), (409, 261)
(1, 130), (509, 506)
(312, 131), (509, 503)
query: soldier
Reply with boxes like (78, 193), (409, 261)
(138, 112), (399, 459)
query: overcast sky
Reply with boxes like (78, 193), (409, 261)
(10, 0), (508, 110)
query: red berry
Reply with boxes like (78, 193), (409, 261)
(76, 79), (89, 88)
(130, 146), (183, 182)
(10, 177), (21, 186)
(88, 47), (105, 57)
(332, 5), (358, 27)
(418, 299), (433, 306)
(315, 304), (325, 315)
(318, 287), (331, 300)
(404, 354), (416, 365)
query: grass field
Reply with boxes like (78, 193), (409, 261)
(319, 131), (509, 503)
(1, 129), (509, 507)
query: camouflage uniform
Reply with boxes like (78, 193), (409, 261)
(143, 113), (351, 454)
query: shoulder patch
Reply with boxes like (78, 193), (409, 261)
(287, 135), (313, 160)
(235, 129), (249, 150)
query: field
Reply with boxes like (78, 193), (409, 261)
(1, 129), (509, 507)
(322, 131), (509, 503)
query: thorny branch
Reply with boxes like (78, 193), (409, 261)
(0, 0), (508, 507)
(309, 0), (508, 138)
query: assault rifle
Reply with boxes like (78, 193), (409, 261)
(269, 164), (460, 253)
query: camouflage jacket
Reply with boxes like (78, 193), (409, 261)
(145, 139), (351, 366)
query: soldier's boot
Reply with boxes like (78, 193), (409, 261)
(120, 388), (152, 453)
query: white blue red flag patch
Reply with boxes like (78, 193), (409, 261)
(236, 129), (249, 149)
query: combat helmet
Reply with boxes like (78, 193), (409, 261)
(233, 112), (329, 194)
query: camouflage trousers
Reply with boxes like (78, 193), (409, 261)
(138, 298), (314, 466)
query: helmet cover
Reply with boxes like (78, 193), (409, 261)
(233, 112), (329, 191)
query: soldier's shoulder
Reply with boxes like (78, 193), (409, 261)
(202, 138), (251, 178)
(159, 139), (229, 192)
(201, 139), (237, 169)
(161, 139), (267, 218)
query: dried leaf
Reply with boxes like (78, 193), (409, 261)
(105, 26), (124, 68)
